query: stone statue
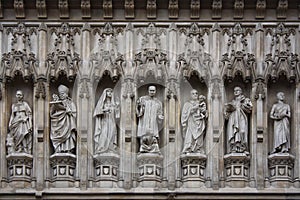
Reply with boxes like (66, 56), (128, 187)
(136, 85), (164, 153)
(50, 85), (77, 154)
(224, 86), (252, 153)
(270, 92), (290, 154)
(94, 88), (120, 154)
(181, 90), (208, 154)
(7, 90), (32, 154)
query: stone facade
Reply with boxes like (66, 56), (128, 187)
(0, 0), (300, 199)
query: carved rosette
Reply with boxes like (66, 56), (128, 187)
(6, 153), (33, 182)
(93, 153), (120, 182)
(267, 153), (295, 187)
(50, 153), (76, 181)
(137, 153), (163, 187)
(224, 153), (250, 187)
(180, 153), (207, 187)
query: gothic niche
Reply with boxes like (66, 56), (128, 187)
(265, 23), (297, 187)
(2, 23), (37, 185)
(90, 22), (123, 187)
(221, 23), (254, 187)
(177, 23), (210, 187)
(47, 23), (80, 185)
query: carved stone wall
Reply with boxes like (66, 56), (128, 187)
(0, 0), (300, 199)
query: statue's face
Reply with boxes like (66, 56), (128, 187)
(16, 90), (23, 101)
(106, 89), (112, 97)
(191, 90), (198, 100)
(277, 92), (285, 101)
(59, 92), (67, 100)
(234, 87), (242, 96)
(148, 86), (156, 97)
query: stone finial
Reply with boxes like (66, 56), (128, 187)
(38, 22), (47, 32)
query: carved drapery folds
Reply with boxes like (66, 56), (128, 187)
(222, 23), (255, 82)
(47, 23), (80, 82)
(91, 23), (124, 82)
(265, 23), (298, 82)
(2, 23), (37, 82)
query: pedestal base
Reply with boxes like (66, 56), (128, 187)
(6, 153), (33, 188)
(50, 153), (76, 187)
(93, 152), (120, 188)
(137, 153), (163, 188)
(180, 153), (207, 188)
(268, 153), (295, 188)
(224, 153), (250, 187)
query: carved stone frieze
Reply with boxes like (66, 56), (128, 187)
(36, 0), (47, 18)
(47, 23), (80, 81)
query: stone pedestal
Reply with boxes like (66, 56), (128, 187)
(268, 153), (295, 187)
(49, 153), (76, 187)
(137, 153), (163, 188)
(224, 153), (250, 187)
(6, 153), (33, 188)
(180, 153), (207, 188)
(93, 152), (120, 188)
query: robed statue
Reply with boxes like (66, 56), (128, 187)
(224, 86), (252, 154)
(50, 85), (77, 154)
(136, 85), (164, 154)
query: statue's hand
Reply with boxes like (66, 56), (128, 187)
(158, 115), (164, 120)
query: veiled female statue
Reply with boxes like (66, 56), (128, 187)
(224, 86), (252, 154)
(94, 88), (120, 154)
(7, 90), (32, 154)
(270, 92), (290, 154)
(50, 85), (77, 154)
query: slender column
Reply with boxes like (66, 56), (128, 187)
(0, 24), (4, 187)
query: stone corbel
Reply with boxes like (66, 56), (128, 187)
(103, 0), (113, 18)
(147, 0), (157, 19)
(255, 79), (265, 142)
(212, 0), (222, 19)
(36, 0), (47, 18)
(81, 0), (91, 19)
(277, 0), (288, 19)
(256, 0), (266, 19)
(58, 0), (69, 19)
(14, 0), (25, 19)
(190, 0), (200, 19)
(125, 0), (134, 19)
(233, 0), (244, 19)
(169, 0), (179, 19)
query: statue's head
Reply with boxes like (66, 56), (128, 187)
(105, 88), (113, 98)
(234, 86), (242, 96)
(58, 85), (69, 100)
(277, 92), (285, 101)
(16, 90), (23, 101)
(190, 89), (198, 100)
(148, 85), (156, 97)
